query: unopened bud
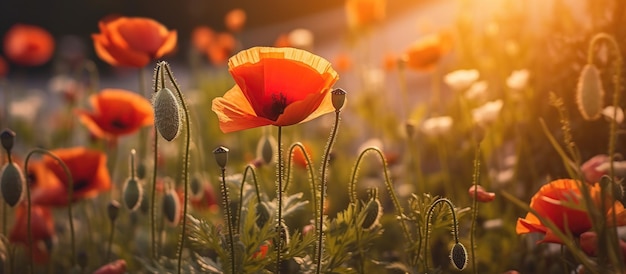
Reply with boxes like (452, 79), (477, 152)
(361, 189), (382, 230)
(576, 64), (604, 121)
(123, 178), (143, 211)
(136, 162), (147, 180)
(1, 129), (15, 153)
(450, 242), (468, 270)
(163, 189), (181, 226)
(213, 146), (229, 169)
(256, 135), (276, 165)
(107, 200), (120, 222)
(0, 163), (24, 207)
(190, 174), (204, 199)
(256, 202), (270, 228)
(153, 87), (181, 141)
(331, 88), (347, 111)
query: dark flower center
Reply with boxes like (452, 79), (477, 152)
(267, 93), (287, 121)
(110, 118), (127, 130)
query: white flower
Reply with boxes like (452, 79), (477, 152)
(421, 116), (453, 137)
(472, 99), (503, 126)
(10, 92), (44, 123)
(506, 69), (530, 90)
(465, 80), (488, 101)
(601, 106), (624, 124)
(444, 69), (480, 91)
(288, 28), (314, 51)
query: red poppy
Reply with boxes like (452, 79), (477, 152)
(516, 179), (626, 244)
(273, 34), (291, 48)
(402, 32), (452, 72)
(206, 32), (236, 65)
(345, 0), (386, 29)
(332, 52), (352, 72)
(468, 185), (495, 203)
(211, 47), (339, 133)
(75, 89), (154, 140)
(92, 16), (177, 67)
(29, 147), (111, 206)
(93, 259), (127, 274)
(0, 56), (8, 77)
(252, 242), (270, 259)
(580, 154), (610, 184)
(9, 204), (55, 264)
(225, 8), (247, 33)
(579, 231), (626, 262)
(191, 26), (215, 53)
(292, 143), (312, 169)
(3, 24), (55, 67)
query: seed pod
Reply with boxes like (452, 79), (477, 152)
(576, 64), (604, 121)
(331, 88), (347, 111)
(213, 146), (229, 169)
(450, 242), (468, 271)
(107, 200), (120, 222)
(153, 87), (181, 141)
(255, 202), (270, 228)
(0, 129), (16, 153)
(123, 177), (143, 211)
(0, 162), (24, 207)
(163, 189), (181, 226)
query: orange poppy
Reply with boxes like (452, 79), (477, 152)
(9, 204), (55, 264)
(333, 52), (352, 72)
(292, 143), (312, 169)
(191, 26), (215, 53)
(516, 179), (626, 244)
(206, 32), (236, 65)
(93, 259), (127, 274)
(75, 89), (154, 140)
(29, 147), (111, 206)
(402, 32), (452, 72)
(345, 0), (386, 29)
(225, 8), (247, 33)
(468, 185), (495, 203)
(3, 24), (55, 67)
(211, 47), (339, 133)
(92, 16), (177, 67)
(274, 34), (291, 48)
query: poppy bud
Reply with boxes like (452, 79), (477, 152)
(361, 189), (382, 230)
(256, 135), (276, 165)
(468, 185), (496, 203)
(576, 64), (604, 121)
(277, 221), (290, 246)
(136, 162), (147, 180)
(331, 88), (347, 111)
(77, 250), (88, 270)
(123, 178), (143, 211)
(163, 189), (181, 226)
(107, 200), (120, 222)
(213, 146), (229, 169)
(256, 202), (270, 228)
(450, 242), (468, 270)
(0, 162), (24, 207)
(1, 129), (15, 153)
(153, 87), (181, 141)
(190, 174), (204, 200)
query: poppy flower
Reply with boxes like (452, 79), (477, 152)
(402, 32), (452, 72)
(516, 179), (626, 244)
(345, 0), (386, 29)
(0, 56), (8, 77)
(191, 26), (215, 53)
(75, 89), (154, 140)
(333, 52), (352, 72)
(30, 147), (111, 206)
(93, 259), (127, 274)
(3, 24), (55, 67)
(468, 185), (496, 203)
(211, 47), (339, 133)
(206, 32), (236, 65)
(292, 143), (313, 169)
(92, 16), (177, 67)
(224, 8), (247, 33)
(274, 34), (291, 48)
(9, 204), (55, 264)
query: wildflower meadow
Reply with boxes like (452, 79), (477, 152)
(0, 0), (625, 273)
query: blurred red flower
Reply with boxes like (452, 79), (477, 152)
(93, 259), (127, 274)
(9, 204), (55, 264)
(516, 179), (626, 244)
(3, 24), (55, 67)
(225, 8), (247, 33)
(29, 147), (111, 206)
(468, 185), (495, 203)
(345, 0), (386, 29)
(0, 56), (8, 77)
(75, 89), (154, 140)
(211, 47), (339, 133)
(92, 16), (177, 67)
(402, 32), (452, 72)
(292, 143), (313, 170)
(580, 154), (610, 184)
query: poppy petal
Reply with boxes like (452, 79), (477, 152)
(274, 88), (333, 126)
(92, 34), (120, 67)
(155, 30), (178, 58)
(212, 85), (275, 133)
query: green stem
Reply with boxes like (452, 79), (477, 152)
(220, 167), (236, 274)
(276, 126), (284, 274)
(106, 219), (116, 262)
(161, 63), (192, 274)
(239, 164), (261, 232)
(470, 142), (481, 274)
(24, 148), (75, 269)
(150, 63), (164, 260)
(316, 110), (341, 274)
(424, 198), (460, 271)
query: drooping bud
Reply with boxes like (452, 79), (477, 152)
(136, 162), (147, 180)
(255, 202), (270, 229)
(153, 87), (181, 141)
(576, 64), (604, 121)
(256, 135), (276, 165)
(107, 200), (120, 222)
(361, 188), (382, 230)
(0, 129), (15, 153)
(450, 242), (468, 270)
(331, 88), (347, 111)
(213, 146), (229, 169)
(190, 174), (204, 200)
(163, 189), (181, 226)
(123, 177), (143, 211)
(0, 162), (24, 207)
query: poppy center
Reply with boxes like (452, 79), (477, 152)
(266, 92), (288, 121)
(110, 119), (127, 130)
(74, 179), (90, 192)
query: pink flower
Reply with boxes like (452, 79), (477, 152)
(581, 154), (610, 183)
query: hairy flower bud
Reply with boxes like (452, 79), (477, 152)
(163, 189), (181, 226)
(153, 87), (181, 141)
(0, 162), (24, 207)
(123, 177), (143, 211)
(107, 200), (120, 222)
(576, 64), (604, 121)
(256, 135), (276, 165)
(450, 242), (468, 270)
(361, 189), (382, 230)
(256, 202), (270, 228)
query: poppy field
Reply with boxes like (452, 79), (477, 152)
(1, 0), (626, 273)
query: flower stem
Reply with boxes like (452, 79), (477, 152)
(161, 63), (192, 274)
(150, 62), (164, 260)
(106, 219), (116, 262)
(239, 164), (261, 231)
(470, 142), (481, 274)
(424, 198), (460, 271)
(276, 126), (284, 274)
(24, 148), (75, 269)
(219, 166), (236, 274)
